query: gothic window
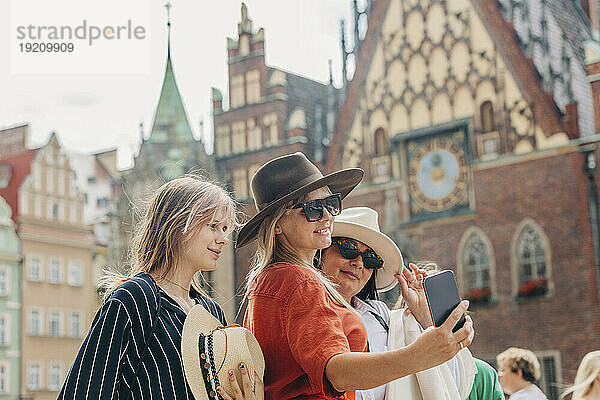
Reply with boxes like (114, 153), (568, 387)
(516, 225), (547, 284)
(230, 75), (245, 108)
(231, 122), (246, 153)
(457, 227), (495, 303)
(215, 125), (231, 156)
(512, 219), (551, 297)
(373, 128), (389, 156)
(480, 101), (495, 132)
(263, 114), (278, 146)
(232, 168), (248, 200)
(247, 118), (261, 150)
(462, 233), (491, 290)
(246, 70), (261, 104)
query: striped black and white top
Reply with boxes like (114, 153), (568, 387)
(58, 272), (226, 399)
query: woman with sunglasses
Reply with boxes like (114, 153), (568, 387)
(238, 152), (474, 400)
(319, 208), (475, 400)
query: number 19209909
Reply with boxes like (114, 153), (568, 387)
(19, 42), (74, 52)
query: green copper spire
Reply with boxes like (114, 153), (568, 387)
(148, 2), (194, 145)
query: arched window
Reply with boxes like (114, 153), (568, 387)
(457, 227), (495, 303)
(463, 233), (491, 290)
(373, 128), (389, 156)
(480, 101), (495, 132)
(511, 219), (552, 297)
(516, 225), (547, 284)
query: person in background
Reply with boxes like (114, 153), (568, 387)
(562, 350), (600, 399)
(466, 358), (505, 400)
(497, 347), (548, 400)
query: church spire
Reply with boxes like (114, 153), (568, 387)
(147, 0), (194, 145)
(165, 1), (172, 58)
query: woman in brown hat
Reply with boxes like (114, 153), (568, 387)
(239, 152), (474, 400)
(59, 175), (263, 400)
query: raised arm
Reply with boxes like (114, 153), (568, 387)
(325, 300), (473, 391)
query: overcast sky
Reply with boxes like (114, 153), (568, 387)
(0, 1), (354, 169)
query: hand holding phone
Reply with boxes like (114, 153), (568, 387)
(423, 270), (466, 333)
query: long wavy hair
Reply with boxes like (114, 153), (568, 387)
(100, 175), (238, 302)
(562, 351), (600, 399)
(244, 192), (352, 310)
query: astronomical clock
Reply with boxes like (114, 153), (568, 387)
(406, 126), (472, 219)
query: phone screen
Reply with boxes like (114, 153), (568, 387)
(423, 270), (466, 333)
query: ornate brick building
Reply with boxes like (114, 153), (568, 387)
(212, 3), (343, 315)
(325, 0), (600, 397)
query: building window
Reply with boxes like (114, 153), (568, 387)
(517, 225), (547, 284)
(49, 311), (62, 337)
(67, 261), (83, 286)
(29, 309), (42, 336)
(462, 233), (491, 290)
(27, 363), (42, 390)
(239, 34), (250, 56)
(0, 316), (7, 345)
(48, 363), (61, 391)
(230, 74), (245, 108)
(246, 70), (261, 104)
(231, 122), (246, 154)
(57, 171), (65, 196)
(47, 202), (58, 220)
(536, 352), (562, 400)
(97, 197), (109, 208)
(69, 312), (82, 337)
(28, 256), (42, 282)
(69, 202), (78, 224)
(0, 268), (7, 295)
(480, 100), (495, 132)
(215, 125), (231, 156)
(458, 227), (496, 303)
(46, 168), (54, 194)
(48, 259), (61, 284)
(0, 364), (7, 393)
(263, 114), (278, 146)
(373, 128), (389, 156)
(247, 118), (261, 150)
(232, 168), (248, 200)
(512, 219), (552, 297)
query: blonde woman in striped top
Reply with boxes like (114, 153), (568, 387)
(59, 176), (263, 399)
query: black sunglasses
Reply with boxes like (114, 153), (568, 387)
(331, 237), (384, 270)
(292, 193), (342, 222)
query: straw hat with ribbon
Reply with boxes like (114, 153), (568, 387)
(181, 304), (265, 399)
(236, 152), (364, 248)
(332, 207), (404, 291)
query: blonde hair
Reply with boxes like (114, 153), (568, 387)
(244, 194), (353, 311)
(562, 351), (600, 399)
(100, 175), (238, 302)
(497, 347), (542, 383)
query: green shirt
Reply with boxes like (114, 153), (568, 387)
(467, 358), (506, 400)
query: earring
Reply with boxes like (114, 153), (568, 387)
(275, 225), (282, 234)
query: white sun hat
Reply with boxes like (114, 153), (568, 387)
(332, 207), (404, 291)
(181, 304), (265, 399)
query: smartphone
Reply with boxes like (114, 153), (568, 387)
(423, 270), (466, 333)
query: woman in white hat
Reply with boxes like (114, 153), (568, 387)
(239, 152), (474, 400)
(59, 176), (263, 400)
(319, 207), (476, 400)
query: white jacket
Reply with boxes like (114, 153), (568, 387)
(385, 308), (477, 400)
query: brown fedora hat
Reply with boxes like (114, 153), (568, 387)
(236, 152), (363, 248)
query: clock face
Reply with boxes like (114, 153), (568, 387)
(408, 137), (469, 212)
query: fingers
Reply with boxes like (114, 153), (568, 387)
(224, 367), (244, 400)
(441, 300), (469, 332)
(239, 363), (253, 398)
(452, 314), (473, 344)
(254, 372), (265, 400)
(396, 273), (409, 294)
